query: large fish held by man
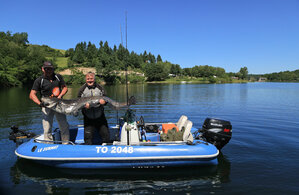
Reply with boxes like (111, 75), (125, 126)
(41, 96), (136, 116)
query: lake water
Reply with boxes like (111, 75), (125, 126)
(0, 82), (299, 194)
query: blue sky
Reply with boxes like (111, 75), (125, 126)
(1, 0), (298, 74)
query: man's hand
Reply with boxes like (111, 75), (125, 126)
(99, 99), (106, 105)
(39, 102), (46, 107)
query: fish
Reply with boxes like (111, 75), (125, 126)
(41, 96), (136, 116)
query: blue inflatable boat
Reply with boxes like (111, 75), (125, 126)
(12, 112), (232, 169)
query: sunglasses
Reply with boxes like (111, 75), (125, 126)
(44, 68), (54, 71)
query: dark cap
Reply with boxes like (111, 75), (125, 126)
(43, 61), (54, 68)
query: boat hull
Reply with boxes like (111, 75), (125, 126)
(15, 139), (219, 169)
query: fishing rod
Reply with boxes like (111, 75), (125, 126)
(120, 24), (123, 46)
(125, 11), (129, 106)
(125, 11), (130, 146)
(118, 11), (138, 145)
(116, 24), (123, 131)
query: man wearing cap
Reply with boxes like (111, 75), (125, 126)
(29, 61), (70, 143)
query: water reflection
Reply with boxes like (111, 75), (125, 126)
(10, 153), (230, 194)
(4, 83), (299, 194)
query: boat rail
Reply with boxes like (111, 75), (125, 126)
(33, 138), (75, 145)
(112, 140), (197, 146)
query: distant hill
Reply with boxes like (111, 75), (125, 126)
(29, 44), (65, 57)
(29, 44), (69, 69)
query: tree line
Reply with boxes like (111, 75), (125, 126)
(65, 41), (249, 83)
(264, 70), (299, 82)
(66, 40), (184, 83)
(0, 31), (69, 87)
(0, 31), (46, 87)
(1, 31), (253, 87)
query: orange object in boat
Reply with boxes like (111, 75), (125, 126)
(162, 123), (178, 134)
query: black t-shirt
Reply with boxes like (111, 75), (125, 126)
(31, 74), (65, 97)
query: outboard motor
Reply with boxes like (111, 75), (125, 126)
(201, 118), (232, 150)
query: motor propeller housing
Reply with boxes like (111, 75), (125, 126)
(200, 118), (232, 150)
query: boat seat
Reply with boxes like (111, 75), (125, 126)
(177, 115), (188, 131)
(183, 120), (194, 142)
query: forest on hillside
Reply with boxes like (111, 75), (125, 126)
(64, 40), (246, 84)
(0, 31), (46, 87)
(2, 31), (296, 87)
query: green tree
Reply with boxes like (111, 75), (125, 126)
(215, 67), (226, 77)
(0, 56), (21, 86)
(182, 68), (192, 76)
(21, 45), (46, 83)
(87, 42), (97, 60)
(145, 63), (168, 81)
(115, 44), (127, 69)
(264, 70), (299, 81)
(148, 52), (156, 63)
(170, 64), (181, 76)
(65, 48), (74, 58)
(142, 51), (149, 63)
(12, 32), (28, 45)
(157, 54), (162, 62)
(0, 31), (45, 87)
(239, 67), (248, 79)
(72, 42), (86, 63)
(128, 51), (142, 69)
